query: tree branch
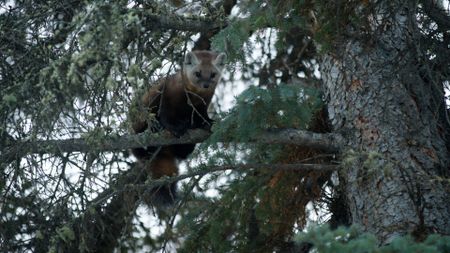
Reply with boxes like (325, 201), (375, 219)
(142, 13), (226, 32)
(55, 159), (337, 252)
(93, 161), (339, 205)
(421, 0), (450, 30)
(192, 0), (237, 50)
(1, 128), (344, 164)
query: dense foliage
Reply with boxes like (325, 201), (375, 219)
(1, 0), (449, 252)
(298, 226), (450, 253)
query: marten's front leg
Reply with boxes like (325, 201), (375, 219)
(159, 116), (190, 137)
(193, 107), (214, 131)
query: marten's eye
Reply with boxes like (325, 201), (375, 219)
(210, 72), (216, 79)
(195, 71), (201, 78)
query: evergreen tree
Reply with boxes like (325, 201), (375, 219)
(1, 0), (449, 252)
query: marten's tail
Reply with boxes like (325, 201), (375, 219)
(142, 148), (178, 206)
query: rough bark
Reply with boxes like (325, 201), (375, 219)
(320, 1), (450, 243)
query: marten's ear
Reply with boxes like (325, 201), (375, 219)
(184, 51), (199, 66)
(213, 53), (227, 69)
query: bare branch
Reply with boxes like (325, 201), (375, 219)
(1, 128), (344, 164)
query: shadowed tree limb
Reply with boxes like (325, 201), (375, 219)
(420, 0), (450, 30)
(142, 13), (226, 32)
(1, 128), (344, 165)
(192, 0), (237, 50)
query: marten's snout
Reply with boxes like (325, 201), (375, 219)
(199, 79), (213, 89)
(194, 70), (217, 89)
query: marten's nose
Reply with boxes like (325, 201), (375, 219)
(203, 82), (210, 88)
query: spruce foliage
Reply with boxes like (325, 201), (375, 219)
(1, 0), (449, 252)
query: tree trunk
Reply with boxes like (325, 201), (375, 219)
(320, 2), (450, 243)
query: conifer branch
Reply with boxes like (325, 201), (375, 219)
(60, 160), (337, 252)
(420, 0), (450, 30)
(142, 13), (226, 32)
(92, 161), (338, 206)
(130, 162), (338, 191)
(1, 128), (344, 164)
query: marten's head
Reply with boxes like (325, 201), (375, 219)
(183, 50), (226, 90)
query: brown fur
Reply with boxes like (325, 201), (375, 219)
(129, 50), (226, 205)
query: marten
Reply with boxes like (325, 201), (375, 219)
(129, 50), (226, 205)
